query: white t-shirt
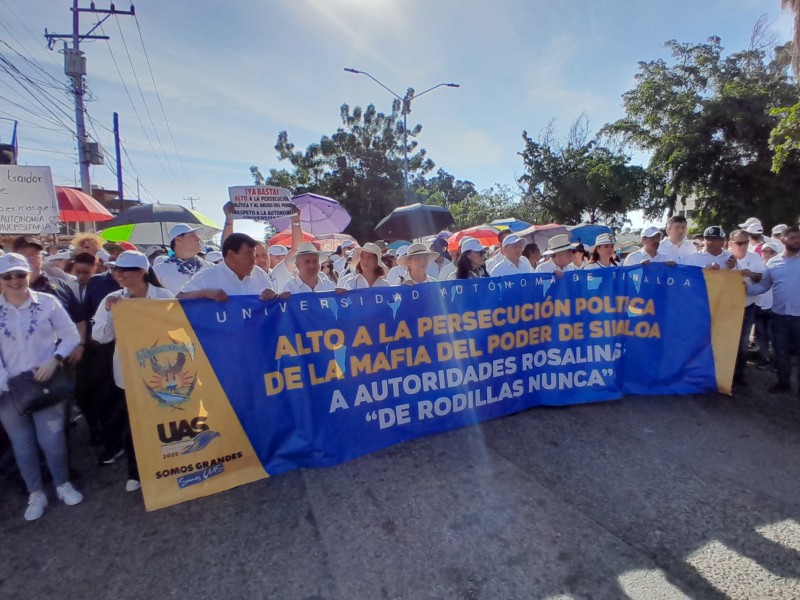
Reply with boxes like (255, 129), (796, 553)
(659, 238), (698, 264)
(690, 250), (734, 269)
(284, 273), (336, 294)
(180, 262), (273, 296)
(623, 249), (669, 266)
(737, 251), (767, 307)
(490, 256), (533, 277)
(154, 256), (211, 295)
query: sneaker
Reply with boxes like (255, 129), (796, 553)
(99, 448), (124, 465)
(769, 383), (792, 394)
(125, 479), (141, 492)
(56, 482), (84, 506)
(24, 491), (48, 521)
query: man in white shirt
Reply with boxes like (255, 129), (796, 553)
(490, 234), (533, 276)
(333, 240), (354, 275)
(624, 226), (671, 266)
(659, 215), (697, 264)
(284, 242), (337, 294)
(690, 226), (737, 269)
(153, 224), (211, 294)
(485, 230), (513, 273)
(268, 245), (292, 293)
(536, 234), (577, 276)
(178, 233), (276, 301)
(739, 217), (771, 252)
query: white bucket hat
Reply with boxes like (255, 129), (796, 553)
(358, 243), (387, 270)
(397, 243), (439, 267)
(591, 233), (615, 249)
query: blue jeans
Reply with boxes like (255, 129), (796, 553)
(0, 398), (70, 493)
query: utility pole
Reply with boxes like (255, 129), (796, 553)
(113, 112), (124, 213)
(184, 196), (198, 210)
(45, 1), (135, 197)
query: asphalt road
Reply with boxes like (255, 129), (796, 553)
(1, 366), (799, 600)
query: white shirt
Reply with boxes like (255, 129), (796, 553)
(490, 256), (533, 277)
(485, 251), (504, 273)
(438, 262), (457, 282)
(659, 238), (698, 264)
(284, 273), (336, 294)
(0, 291), (80, 392)
(269, 260), (291, 293)
(583, 261), (615, 270)
(536, 260), (575, 274)
(690, 249), (734, 270)
(427, 259), (451, 279)
(69, 280), (89, 303)
(386, 265), (408, 285)
(333, 256), (347, 275)
(92, 284), (176, 388)
(340, 273), (391, 289)
(180, 262), (273, 296)
(153, 256), (211, 295)
(737, 251), (767, 307)
(403, 275), (438, 285)
(623, 248), (669, 266)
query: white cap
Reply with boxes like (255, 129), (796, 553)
(45, 249), (73, 262)
(168, 223), (202, 243)
(153, 255), (169, 266)
(738, 217), (763, 234)
(341, 239), (354, 249)
(96, 249), (110, 263)
(268, 245), (288, 256)
(641, 226), (663, 238)
(501, 234), (525, 248)
(772, 224), (788, 236)
(206, 250), (223, 264)
(113, 250), (149, 270)
(0, 252), (32, 275)
(460, 237), (486, 253)
(762, 241), (780, 253)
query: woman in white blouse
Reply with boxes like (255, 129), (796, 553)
(583, 233), (620, 270)
(92, 251), (175, 492)
(0, 253), (83, 521)
(340, 243), (391, 289)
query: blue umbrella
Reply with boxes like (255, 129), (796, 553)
(567, 224), (612, 246)
(490, 218), (531, 232)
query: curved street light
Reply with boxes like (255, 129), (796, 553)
(344, 67), (460, 195)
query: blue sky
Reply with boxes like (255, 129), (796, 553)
(0, 0), (792, 238)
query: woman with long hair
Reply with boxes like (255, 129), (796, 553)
(92, 251), (174, 492)
(0, 253), (83, 520)
(452, 238), (489, 279)
(584, 234), (619, 270)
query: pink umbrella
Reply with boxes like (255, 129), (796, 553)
(315, 233), (360, 253)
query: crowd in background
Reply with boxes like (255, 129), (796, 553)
(0, 203), (797, 522)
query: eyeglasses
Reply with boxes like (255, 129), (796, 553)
(1, 272), (27, 281)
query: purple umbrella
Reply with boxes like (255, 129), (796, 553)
(271, 193), (351, 235)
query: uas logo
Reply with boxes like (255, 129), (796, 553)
(157, 416), (220, 457)
(136, 335), (197, 408)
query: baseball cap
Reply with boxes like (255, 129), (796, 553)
(772, 224), (788, 236)
(103, 241), (138, 253)
(268, 245), (288, 256)
(0, 252), (32, 275)
(96, 249), (111, 263)
(460, 237), (486, 253)
(44, 249), (73, 263)
(738, 217), (763, 234)
(12, 235), (44, 252)
(703, 226), (726, 239)
(340, 239), (354, 249)
(641, 226), (663, 238)
(168, 223), (202, 243)
(113, 250), (149, 270)
(501, 234), (526, 248)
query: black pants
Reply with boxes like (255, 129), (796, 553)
(76, 342), (116, 439)
(104, 385), (139, 481)
(754, 307), (773, 361)
(734, 304), (758, 383)
(772, 314), (800, 389)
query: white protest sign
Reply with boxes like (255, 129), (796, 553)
(0, 166), (60, 234)
(228, 186), (294, 222)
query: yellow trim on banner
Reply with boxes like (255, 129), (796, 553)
(703, 270), (746, 395)
(114, 299), (268, 511)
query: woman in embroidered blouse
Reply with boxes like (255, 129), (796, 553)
(0, 253), (83, 521)
(92, 251), (174, 492)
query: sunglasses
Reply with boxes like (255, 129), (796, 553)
(2, 272), (27, 281)
(112, 266), (142, 273)
(477, 250), (487, 257)
(731, 241), (748, 246)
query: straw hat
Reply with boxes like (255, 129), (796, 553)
(358, 243), (387, 270)
(542, 234), (576, 256)
(287, 242), (330, 266)
(397, 242), (439, 267)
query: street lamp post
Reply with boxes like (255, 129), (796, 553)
(344, 68), (459, 196)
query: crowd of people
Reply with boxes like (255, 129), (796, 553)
(0, 203), (797, 521)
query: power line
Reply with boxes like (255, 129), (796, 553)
(0, 52), (76, 128)
(134, 14), (196, 195)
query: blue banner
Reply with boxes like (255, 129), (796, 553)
(175, 264), (727, 476)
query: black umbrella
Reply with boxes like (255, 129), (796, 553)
(101, 203), (221, 246)
(374, 203), (454, 240)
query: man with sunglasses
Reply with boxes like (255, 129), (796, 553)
(727, 229), (767, 388)
(490, 234), (533, 276)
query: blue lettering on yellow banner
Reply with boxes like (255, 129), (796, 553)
(176, 264), (720, 476)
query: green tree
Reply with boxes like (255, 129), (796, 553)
(518, 117), (649, 228)
(606, 36), (800, 229)
(411, 169), (477, 208)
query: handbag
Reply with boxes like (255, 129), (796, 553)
(6, 367), (75, 416)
